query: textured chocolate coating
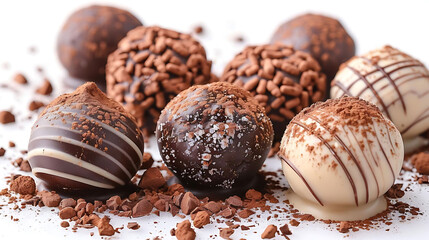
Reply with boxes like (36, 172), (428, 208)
(270, 13), (355, 92)
(28, 83), (144, 194)
(106, 26), (215, 136)
(57, 5), (142, 88)
(220, 43), (326, 142)
(156, 82), (273, 189)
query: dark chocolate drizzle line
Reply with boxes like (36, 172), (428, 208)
(346, 65), (391, 119)
(306, 113), (369, 204)
(290, 120), (359, 206)
(347, 126), (380, 198)
(279, 155), (324, 206)
(401, 106), (429, 135)
(373, 122), (395, 178)
(360, 56), (406, 113)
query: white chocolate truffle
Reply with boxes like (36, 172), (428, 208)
(331, 45), (429, 139)
(279, 97), (404, 221)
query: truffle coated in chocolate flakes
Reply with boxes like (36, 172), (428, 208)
(157, 82), (273, 189)
(220, 43), (326, 142)
(106, 26), (214, 134)
(0, 111), (15, 124)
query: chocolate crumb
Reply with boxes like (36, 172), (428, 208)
(8, 141), (15, 148)
(219, 227), (234, 239)
(29, 101), (45, 111)
(127, 222), (140, 230)
(59, 207), (77, 219)
(140, 152), (154, 169)
(193, 211), (210, 228)
(61, 221), (70, 228)
(193, 25), (204, 34)
(280, 223), (292, 235)
(0, 148), (5, 157)
(339, 221), (351, 233)
(138, 167), (166, 190)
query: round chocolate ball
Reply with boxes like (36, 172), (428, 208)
(270, 13), (355, 91)
(156, 82), (273, 190)
(106, 26), (214, 136)
(28, 82), (144, 194)
(220, 43), (326, 142)
(57, 5), (142, 89)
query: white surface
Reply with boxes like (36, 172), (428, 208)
(0, 0), (428, 239)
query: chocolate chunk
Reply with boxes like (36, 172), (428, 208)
(19, 160), (31, 172)
(28, 101), (45, 111)
(193, 25), (204, 34)
(97, 216), (115, 236)
(411, 152), (429, 175)
(217, 207), (236, 219)
(192, 211), (210, 228)
(237, 209), (255, 218)
(59, 207), (77, 219)
(203, 201), (222, 214)
(0, 111), (15, 124)
(219, 227), (234, 239)
(13, 73), (28, 84)
(280, 223), (292, 235)
(127, 222), (140, 230)
(180, 192), (200, 215)
(132, 199), (153, 217)
(339, 221), (351, 233)
(245, 189), (262, 200)
(0, 148), (5, 157)
(385, 184), (405, 199)
(261, 224), (277, 239)
(106, 196), (122, 210)
(175, 220), (196, 240)
(289, 219), (300, 227)
(225, 196), (243, 207)
(140, 152), (154, 169)
(8, 141), (15, 148)
(35, 79), (53, 95)
(138, 167), (166, 190)
(10, 176), (36, 195)
(38, 191), (61, 207)
(60, 221), (70, 228)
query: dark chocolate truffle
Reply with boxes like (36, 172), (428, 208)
(156, 82), (273, 190)
(28, 82), (144, 193)
(220, 43), (326, 142)
(57, 5), (142, 89)
(106, 26), (215, 136)
(270, 13), (355, 91)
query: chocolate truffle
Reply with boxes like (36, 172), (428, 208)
(220, 43), (326, 142)
(57, 5), (142, 89)
(106, 26), (214, 135)
(331, 46), (429, 141)
(28, 82), (144, 194)
(270, 13), (355, 91)
(156, 82), (273, 192)
(279, 97), (404, 221)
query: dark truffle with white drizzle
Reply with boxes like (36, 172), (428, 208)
(28, 82), (144, 195)
(156, 82), (273, 194)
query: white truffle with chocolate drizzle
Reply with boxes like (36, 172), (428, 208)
(331, 45), (429, 140)
(279, 97), (404, 221)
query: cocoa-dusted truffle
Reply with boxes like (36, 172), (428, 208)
(220, 43), (326, 142)
(107, 26), (215, 135)
(279, 97), (404, 221)
(270, 13), (355, 90)
(156, 82), (273, 192)
(57, 5), (142, 89)
(28, 83), (144, 195)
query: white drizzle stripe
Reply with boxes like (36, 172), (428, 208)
(33, 122), (139, 170)
(32, 167), (115, 189)
(28, 148), (125, 185)
(47, 109), (143, 161)
(29, 135), (132, 178)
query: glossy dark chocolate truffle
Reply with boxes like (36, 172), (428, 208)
(57, 5), (142, 89)
(28, 83), (144, 193)
(270, 13), (355, 92)
(220, 43), (326, 142)
(156, 82), (273, 190)
(106, 26), (216, 136)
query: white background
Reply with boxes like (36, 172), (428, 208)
(0, 0), (428, 239)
